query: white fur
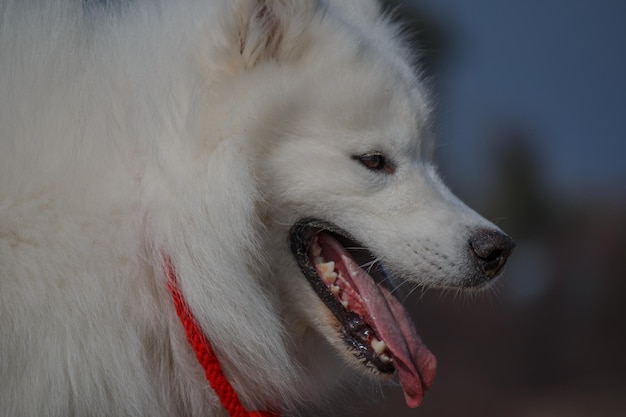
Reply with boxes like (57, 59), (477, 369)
(0, 1), (503, 416)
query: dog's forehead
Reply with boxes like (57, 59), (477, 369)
(297, 49), (429, 131)
(319, 67), (430, 157)
(331, 46), (429, 151)
(269, 15), (433, 158)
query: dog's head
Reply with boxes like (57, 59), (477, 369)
(211, 0), (515, 409)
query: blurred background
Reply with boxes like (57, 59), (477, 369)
(361, 0), (626, 416)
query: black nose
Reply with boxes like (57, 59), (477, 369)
(468, 229), (515, 279)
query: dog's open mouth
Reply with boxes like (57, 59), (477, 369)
(290, 218), (437, 408)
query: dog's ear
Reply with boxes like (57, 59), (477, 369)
(234, 0), (317, 68)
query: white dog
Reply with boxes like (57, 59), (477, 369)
(0, 1), (514, 416)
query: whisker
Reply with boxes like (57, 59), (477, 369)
(344, 246), (369, 252)
(360, 258), (382, 275)
(387, 279), (411, 299)
(402, 282), (427, 303)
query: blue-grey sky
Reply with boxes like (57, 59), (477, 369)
(408, 0), (626, 197)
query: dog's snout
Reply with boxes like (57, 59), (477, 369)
(468, 229), (515, 279)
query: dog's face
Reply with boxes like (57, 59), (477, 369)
(226, 0), (515, 408)
(254, 54), (514, 406)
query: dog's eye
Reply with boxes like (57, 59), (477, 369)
(353, 152), (394, 174)
(360, 154), (384, 170)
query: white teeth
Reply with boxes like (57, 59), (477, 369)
(380, 354), (393, 363)
(330, 285), (341, 295)
(371, 338), (386, 354)
(341, 300), (349, 308)
(322, 271), (337, 284)
(318, 261), (335, 275)
(311, 238), (322, 257)
(318, 261), (337, 284)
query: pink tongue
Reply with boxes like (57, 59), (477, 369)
(318, 233), (437, 408)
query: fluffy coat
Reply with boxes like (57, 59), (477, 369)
(0, 1), (512, 416)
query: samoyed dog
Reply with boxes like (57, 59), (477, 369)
(0, 0), (514, 416)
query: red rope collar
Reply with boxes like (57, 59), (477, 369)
(164, 256), (279, 417)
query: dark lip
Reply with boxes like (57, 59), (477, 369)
(289, 218), (395, 374)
